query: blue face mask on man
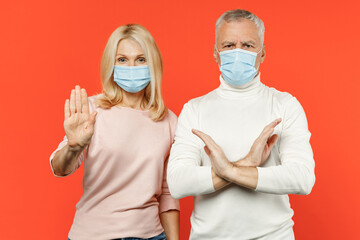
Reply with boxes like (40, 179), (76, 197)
(217, 47), (262, 86)
(113, 65), (151, 93)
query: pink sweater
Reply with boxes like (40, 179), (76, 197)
(49, 95), (180, 240)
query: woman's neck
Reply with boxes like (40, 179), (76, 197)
(118, 89), (146, 110)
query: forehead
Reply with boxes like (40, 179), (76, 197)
(116, 38), (144, 55)
(217, 19), (260, 44)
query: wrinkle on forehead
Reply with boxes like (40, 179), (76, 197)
(216, 20), (261, 46)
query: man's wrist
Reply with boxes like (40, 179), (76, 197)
(222, 164), (259, 190)
(234, 156), (253, 167)
(222, 163), (237, 182)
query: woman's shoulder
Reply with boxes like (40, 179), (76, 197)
(164, 109), (178, 140)
(87, 93), (103, 112)
(165, 108), (177, 121)
(164, 108), (178, 130)
(166, 109), (177, 119)
(88, 93), (103, 102)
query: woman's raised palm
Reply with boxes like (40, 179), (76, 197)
(64, 86), (97, 149)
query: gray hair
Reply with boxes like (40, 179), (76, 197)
(215, 9), (265, 45)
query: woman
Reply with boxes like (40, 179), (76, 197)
(50, 24), (180, 240)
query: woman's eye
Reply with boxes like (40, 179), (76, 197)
(117, 58), (126, 63)
(137, 57), (146, 63)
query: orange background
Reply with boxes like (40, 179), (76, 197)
(0, 0), (359, 239)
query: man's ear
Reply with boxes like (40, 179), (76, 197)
(260, 44), (266, 63)
(214, 45), (220, 64)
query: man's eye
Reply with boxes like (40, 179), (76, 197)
(224, 45), (232, 48)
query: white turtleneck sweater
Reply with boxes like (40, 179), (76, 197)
(167, 74), (315, 239)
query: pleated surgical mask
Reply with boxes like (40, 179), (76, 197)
(217, 47), (262, 86)
(113, 65), (151, 93)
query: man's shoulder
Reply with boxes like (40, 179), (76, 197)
(266, 86), (307, 115)
(185, 89), (218, 109)
(267, 86), (296, 105)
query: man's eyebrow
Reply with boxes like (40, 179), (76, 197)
(221, 41), (236, 46)
(241, 40), (256, 45)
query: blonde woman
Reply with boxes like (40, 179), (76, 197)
(50, 24), (180, 240)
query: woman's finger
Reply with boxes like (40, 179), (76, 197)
(70, 89), (76, 115)
(75, 85), (81, 113)
(81, 88), (89, 114)
(65, 99), (70, 119)
(86, 111), (97, 130)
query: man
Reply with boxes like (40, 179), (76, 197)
(167, 9), (315, 239)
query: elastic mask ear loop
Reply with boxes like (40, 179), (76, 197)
(215, 44), (221, 54)
(255, 46), (263, 71)
(256, 46), (263, 55)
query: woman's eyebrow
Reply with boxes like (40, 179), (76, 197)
(115, 53), (145, 57)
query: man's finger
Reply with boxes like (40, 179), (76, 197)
(259, 118), (282, 142)
(267, 118), (282, 129)
(204, 146), (211, 155)
(267, 134), (279, 150)
(192, 129), (217, 149)
(192, 129), (209, 145)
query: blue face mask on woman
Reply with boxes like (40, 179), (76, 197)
(218, 48), (262, 86)
(113, 65), (151, 93)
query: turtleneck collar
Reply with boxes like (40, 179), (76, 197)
(216, 72), (264, 99)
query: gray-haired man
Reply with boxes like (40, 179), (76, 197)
(167, 9), (315, 239)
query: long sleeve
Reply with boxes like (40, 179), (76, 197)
(158, 157), (180, 212)
(49, 135), (85, 177)
(167, 102), (215, 199)
(49, 95), (97, 177)
(256, 97), (316, 195)
(158, 112), (180, 212)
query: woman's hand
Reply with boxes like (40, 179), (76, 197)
(240, 118), (282, 167)
(64, 85), (97, 150)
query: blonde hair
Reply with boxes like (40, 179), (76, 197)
(96, 24), (167, 121)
